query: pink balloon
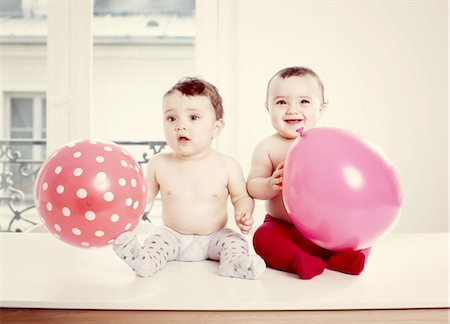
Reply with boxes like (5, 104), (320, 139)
(283, 127), (402, 251)
(34, 139), (147, 248)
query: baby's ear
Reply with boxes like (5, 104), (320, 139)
(213, 118), (225, 138)
(319, 102), (328, 119)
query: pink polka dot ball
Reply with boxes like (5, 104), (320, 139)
(34, 139), (147, 248)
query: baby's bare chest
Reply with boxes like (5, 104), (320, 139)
(157, 164), (228, 198)
(269, 143), (292, 169)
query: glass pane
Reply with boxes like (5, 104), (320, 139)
(11, 131), (33, 139)
(11, 98), (33, 128)
(0, 0), (22, 17)
(94, 0), (194, 16)
(41, 97), (47, 132)
(92, 0), (195, 145)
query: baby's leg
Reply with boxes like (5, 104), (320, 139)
(113, 228), (179, 277)
(208, 228), (265, 280)
(253, 216), (325, 279)
(327, 247), (371, 275)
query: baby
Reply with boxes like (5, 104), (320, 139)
(247, 67), (370, 279)
(114, 77), (265, 279)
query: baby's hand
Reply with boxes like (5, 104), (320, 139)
(235, 211), (254, 235)
(270, 161), (284, 191)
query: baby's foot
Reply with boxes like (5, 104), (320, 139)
(113, 231), (142, 270)
(295, 252), (326, 279)
(219, 255), (266, 280)
(327, 251), (366, 275)
(134, 253), (160, 278)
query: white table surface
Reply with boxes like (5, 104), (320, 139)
(1, 231), (448, 310)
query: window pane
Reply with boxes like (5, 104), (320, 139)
(94, 0), (194, 16)
(0, 0), (22, 17)
(11, 131), (33, 139)
(11, 98), (33, 128)
(41, 98), (47, 137)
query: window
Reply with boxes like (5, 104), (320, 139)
(5, 93), (47, 142)
(4, 93), (46, 156)
(2, 93), (46, 201)
(0, 0), (195, 231)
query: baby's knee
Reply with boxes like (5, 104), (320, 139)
(252, 224), (272, 247)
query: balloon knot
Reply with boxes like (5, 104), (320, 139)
(296, 127), (305, 137)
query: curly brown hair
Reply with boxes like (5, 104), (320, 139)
(164, 77), (224, 120)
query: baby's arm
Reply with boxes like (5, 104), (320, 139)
(144, 155), (161, 205)
(227, 158), (255, 234)
(247, 141), (283, 200)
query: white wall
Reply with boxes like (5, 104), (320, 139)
(197, 1), (448, 233)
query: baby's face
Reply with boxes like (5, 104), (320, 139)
(162, 91), (222, 157)
(267, 75), (325, 139)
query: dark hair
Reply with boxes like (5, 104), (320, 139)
(266, 66), (326, 105)
(164, 77), (224, 120)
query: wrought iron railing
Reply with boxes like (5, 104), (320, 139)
(0, 139), (166, 232)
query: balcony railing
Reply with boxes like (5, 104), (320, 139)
(0, 139), (166, 232)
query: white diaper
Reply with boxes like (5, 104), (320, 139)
(157, 226), (217, 262)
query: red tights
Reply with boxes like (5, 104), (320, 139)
(253, 215), (371, 279)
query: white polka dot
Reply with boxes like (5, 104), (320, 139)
(62, 207), (71, 217)
(56, 185), (64, 194)
(85, 211), (96, 221)
(96, 156), (105, 163)
(120, 160), (128, 167)
(42, 182), (48, 191)
(135, 165), (140, 173)
(125, 223), (132, 230)
(142, 185), (146, 192)
(95, 230), (105, 237)
(54, 224), (61, 232)
(55, 166), (62, 174)
(121, 149), (129, 156)
(72, 228), (81, 235)
(46, 202), (53, 211)
(76, 188), (88, 199)
(96, 172), (107, 181)
(68, 142), (77, 148)
(81, 242), (90, 247)
(133, 201), (139, 210)
(73, 168), (83, 176)
(104, 146), (113, 152)
(104, 192), (114, 202)
(107, 239), (114, 244)
(73, 151), (82, 158)
(54, 233), (61, 239)
(110, 214), (120, 222)
(125, 198), (133, 206)
(118, 178), (126, 186)
(131, 179), (137, 187)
